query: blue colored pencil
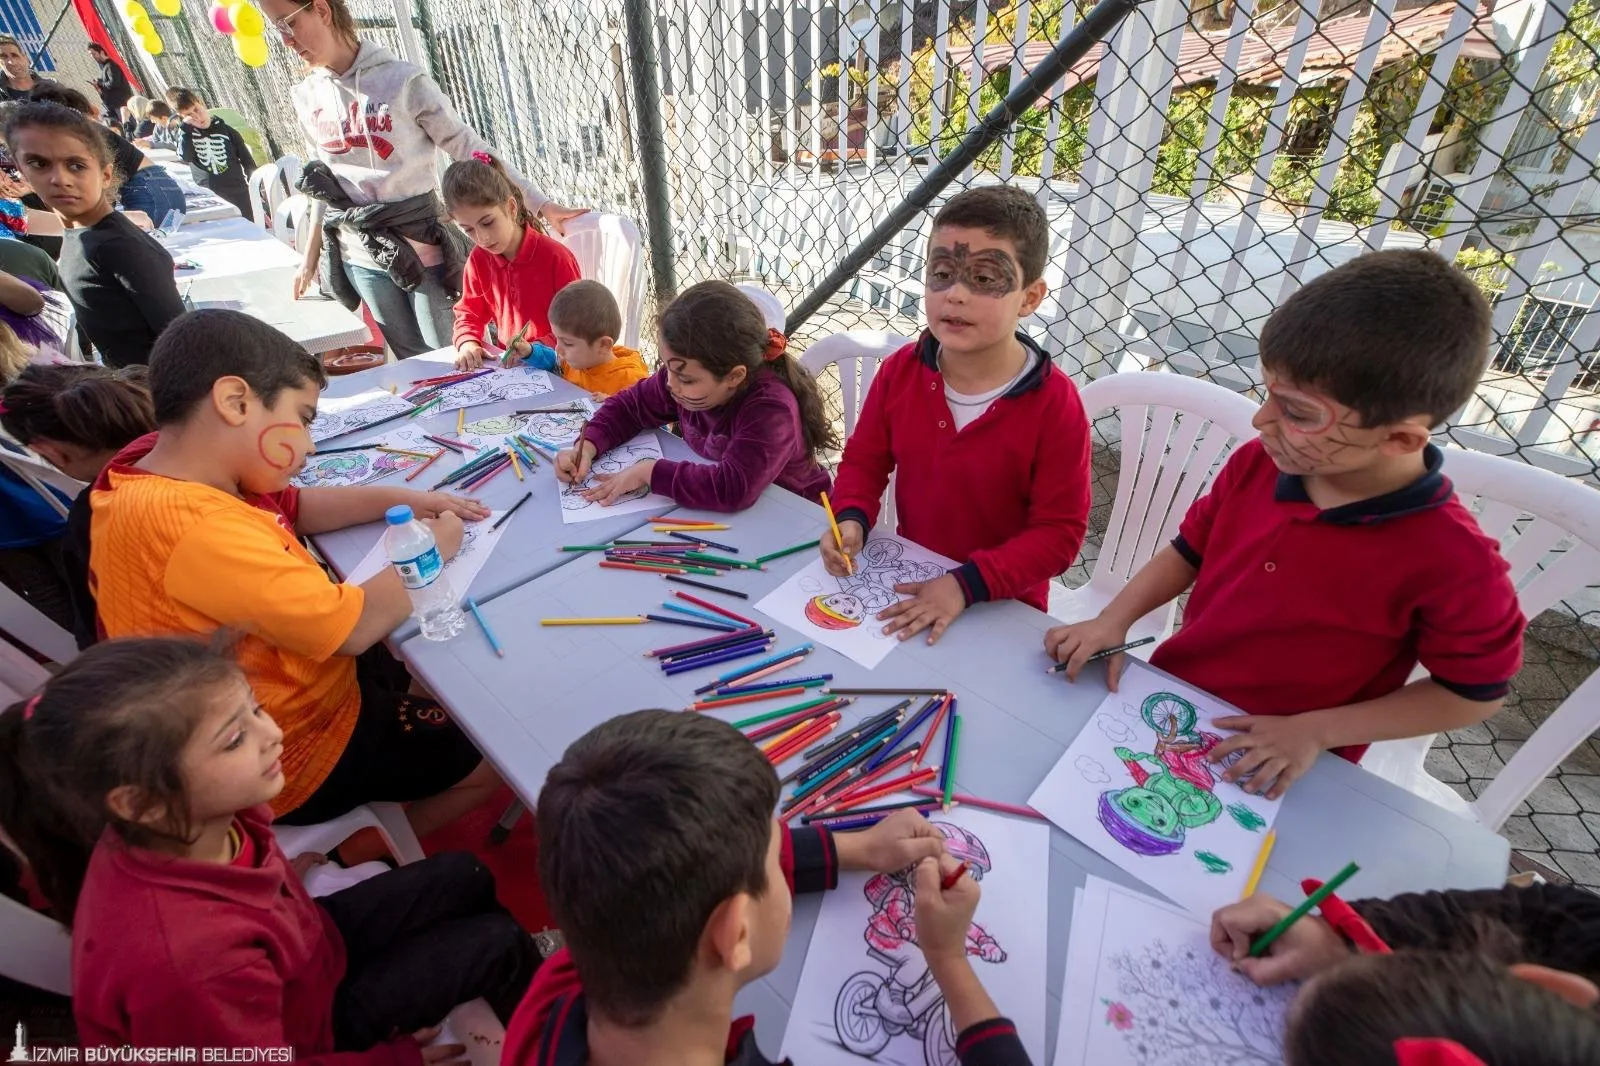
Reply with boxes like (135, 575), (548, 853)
(661, 600), (741, 627)
(785, 736), (893, 809)
(863, 696), (947, 772)
(794, 721), (900, 790)
(644, 613), (735, 632)
(713, 673), (834, 698)
(669, 529), (738, 553)
(661, 632), (772, 665)
(692, 643), (814, 694)
(661, 638), (775, 675)
(464, 598), (504, 658)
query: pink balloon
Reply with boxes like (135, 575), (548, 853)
(209, 2), (234, 33)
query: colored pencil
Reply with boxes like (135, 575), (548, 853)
(793, 722), (898, 791)
(408, 396), (442, 419)
(691, 686), (808, 711)
(521, 437), (559, 464)
(819, 491), (854, 575)
(541, 616), (649, 625)
(833, 768), (938, 813)
(825, 687), (952, 697)
(1241, 829), (1277, 899)
(864, 696), (946, 772)
(940, 713), (962, 810)
(1047, 636), (1157, 674)
(909, 786), (1045, 820)
(941, 861), (971, 891)
(510, 438), (540, 469)
(732, 695), (842, 730)
(464, 598), (504, 658)
(610, 562), (688, 576)
(662, 601), (743, 627)
(645, 625), (766, 659)
(662, 640), (776, 676)
(312, 444), (378, 454)
(766, 717), (842, 767)
(914, 694), (954, 767)
(802, 797), (939, 825)
(658, 634), (773, 666)
(668, 530), (738, 553)
(457, 407), (465, 435)
(817, 750), (918, 810)
(401, 449), (445, 481)
(427, 435), (473, 450)
(684, 551), (762, 571)
(515, 405), (587, 414)
(745, 699), (849, 741)
(420, 436), (463, 454)
(562, 545), (613, 552)
(800, 701), (912, 762)
(507, 447), (524, 481)
(714, 673), (832, 698)
(330, 402), (419, 436)
(663, 575), (749, 600)
(463, 456), (512, 490)
(654, 524), (730, 532)
(647, 612), (738, 629)
(649, 515), (716, 525)
(376, 445), (434, 459)
(695, 645), (813, 692)
(760, 716), (825, 756)
(672, 590), (756, 627)
(699, 654), (806, 695)
(756, 539), (821, 565)
(615, 539), (694, 547)
(1248, 862), (1361, 958)
(492, 492), (533, 531)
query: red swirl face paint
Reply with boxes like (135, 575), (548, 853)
(257, 422), (305, 471)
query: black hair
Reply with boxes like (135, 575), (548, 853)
(0, 362), (154, 450)
(931, 185), (1050, 285)
(147, 309), (327, 426)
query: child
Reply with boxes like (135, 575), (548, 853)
(444, 153), (581, 370)
(88, 308), (500, 838)
(822, 185), (1092, 644)
(545, 278), (649, 396)
(1, 362), (155, 647)
(1045, 250), (1524, 800)
(506, 709), (1030, 1065)
(0, 637), (540, 1052)
(28, 83), (186, 228)
(555, 280), (834, 511)
(4, 101), (182, 367)
(133, 100), (179, 152)
(169, 87), (256, 219)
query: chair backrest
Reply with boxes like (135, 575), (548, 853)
(1076, 372), (1260, 597)
(275, 154), (304, 195)
(735, 283), (786, 331)
(272, 193), (312, 252)
(798, 331), (913, 440)
(246, 162), (283, 227)
(210, 109), (266, 171)
(0, 582), (76, 666)
(1473, 666), (1600, 829)
(556, 213), (647, 350)
(0, 666), (71, 997)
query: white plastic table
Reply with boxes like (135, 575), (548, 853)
(397, 487), (1513, 1057)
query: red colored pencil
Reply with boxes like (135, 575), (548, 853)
(602, 560), (688, 575)
(673, 590), (756, 627)
(650, 515), (715, 525)
(745, 699), (850, 742)
(909, 786), (1046, 820)
(817, 749), (918, 809)
(830, 768), (938, 812)
(941, 861), (971, 891)
(691, 686), (807, 711)
(913, 694), (953, 767)
(403, 449), (446, 482)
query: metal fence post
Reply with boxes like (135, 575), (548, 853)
(623, 0), (678, 302)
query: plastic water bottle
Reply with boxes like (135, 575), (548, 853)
(383, 505), (466, 640)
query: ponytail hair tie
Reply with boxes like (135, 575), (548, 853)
(0, 399), (9, 415)
(471, 150), (493, 165)
(1393, 1039), (1486, 1066)
(22, 694), (40, 720)
(763, 328), (788, 362)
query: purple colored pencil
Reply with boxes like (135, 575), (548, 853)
(662, 639), (777, 676)
(647, 625), (765, 659)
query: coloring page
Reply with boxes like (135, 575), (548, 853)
(426, 366), (555, 413)
(782, 808), (1049, 1066)
(1055, 876), (1294, 1066)
(754, 533), (954, 669)
(342, 511), (509, 598)
(559, 431), (674, 525)
(294, 447), (425, 489)
(1028, 663), (1280, 915)
(311, 390), (415, 443)
(518, 398), (598, 451)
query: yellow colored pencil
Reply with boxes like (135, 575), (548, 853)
(1241, 829), (1277, 899)
(508, 446), (524, 481)
(540, 616), (650, 626)
(376, 446), (434, 459)
(653, 524), (730, 532)
(457, 407), (465, 435)
(758, 716), (820, 755)
(819, 491), (854, 575)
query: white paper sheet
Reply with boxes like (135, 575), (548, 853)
(781, 808), (1050, 1066)
(310, 390), (415, 443)
(559, 431), (675, 524)
(1028, 663), (1280, 915)
(294, 447), (427, 489)
(753, 533), (956, 669)
(518, 399), (598, 451)
(342, 511), (508, 597)
(1055, 876), (1294, 1066)
(426, 366), (555, 413)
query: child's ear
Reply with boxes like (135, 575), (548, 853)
(723, 365), (748, 389)
(1018, 275), (1048, 318)
(210, 375), (253, 426)
(105, 784), (168, 830)
(597, 335), (616, 352)
(702, 892), (755, 973)
(1510, 963), (1600, 1009)
(1379, 419), (1432, 456)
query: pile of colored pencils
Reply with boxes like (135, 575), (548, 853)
(598, 539), (761, 578)
(429, 437), (541, 492)
(401, 368), (492, 411)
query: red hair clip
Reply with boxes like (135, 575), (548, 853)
(22, 694), (40, 720)
(763, 328), (788, 362)
(471, 150), (493, 165)
(1393, 1038), (1486, 1066)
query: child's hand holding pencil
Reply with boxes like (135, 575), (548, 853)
(1208, 893), (1352, 986)
(820, 515), (864, 578)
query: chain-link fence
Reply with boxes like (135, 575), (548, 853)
(94, 0), (1600, 885)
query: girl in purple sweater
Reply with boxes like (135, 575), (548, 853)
(555, 280), (836, 511)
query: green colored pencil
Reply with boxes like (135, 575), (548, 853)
(731, 695), (839, 730)
(1248, 862), (1360, 957)
(757, 539), (821, 565)
(408, 395), (443, 419)
(562, 545), (613, 552)
(941, 713), (962, 810)
(685, 551), (763, 570)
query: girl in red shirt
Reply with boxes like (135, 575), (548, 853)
(444, 153), (581, 370)
(0, 638), (537, 1062)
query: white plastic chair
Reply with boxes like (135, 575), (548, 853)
(1360, 446), (1600, 819)
(271, 803), (427, 867)
(800, 331), (914, 530)
(246, 162), (286, 226)
(735, 282), (786, 331)
(272, 193), (313, 252)
(275, 154), (304, 196)
(556, 213), (647, 350)
(1046, 373), (1260, 648)
(0, 583), (76, 666)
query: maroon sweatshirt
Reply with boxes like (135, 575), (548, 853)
(71, 804), (420, 1066)
(580, 366), (831, 511)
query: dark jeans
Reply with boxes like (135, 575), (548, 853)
(320, 852), (540, 1046)
(344, 261), (455, 359)
(0, 538), (75, 633)
(119, 166), (186, 226)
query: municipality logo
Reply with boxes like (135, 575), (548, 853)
(8, 1022), (29, 1063)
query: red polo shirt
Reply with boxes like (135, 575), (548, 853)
(1149, 439), (1523, 762)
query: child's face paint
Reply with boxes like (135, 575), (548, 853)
(925, 242), (1019, 298)
(923, 224), (1044, 359)
(660, 343), (745, 411)
(242, 382), (318, 493)
(1252, 370), (1390, 476)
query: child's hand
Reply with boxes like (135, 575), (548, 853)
(1208, 714), (1325, 800)
(582, 460), (657, 505)
(292, 260), (318, 300)
(454, 341), (491, 371)
(411, 1027), (467, 1066)
(913, 854), (981, 966)
(1210, 895), (1349, 985)
(425, 512), (465, 561)
(502, 336), (532, 368)
(820, 518), (864, 577)
(1043, 616), (1131, 689)
(835, 808), (947, 872)
(289, 852), (328, 880)
(411, 490), (489, 522)
(878, 573), (966, 644)
(556, 440), (597, 485)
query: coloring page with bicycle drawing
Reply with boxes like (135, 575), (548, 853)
(560, 431), (674, 525)
(1056, 876), (1294, 1066)
(1028, 663), (1280, 915)
(754, 533), (956, 669)
(780, 808), (1049, 1066)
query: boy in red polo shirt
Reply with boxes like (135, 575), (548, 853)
(1045, 249), (1523, 800)
(822, 186), (1092, 644)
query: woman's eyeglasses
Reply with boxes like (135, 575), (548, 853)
(273, 1), (315, 38)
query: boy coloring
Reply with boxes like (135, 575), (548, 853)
(171, 88), (256, 219)
(1047, 249), (1524, 799)
(823, 185), (1092, 643)
(506, 710), (1033, 1065)
(542, 279), (650, 396)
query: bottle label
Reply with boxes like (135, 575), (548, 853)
(394, 547), (443, 590)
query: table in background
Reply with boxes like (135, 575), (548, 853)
(400, 488), (1511, 1055)
(308, 351), (707, 639)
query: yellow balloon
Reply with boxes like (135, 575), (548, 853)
(123, 0), (145, 16)
(228, 2), (263, 37)
(131, 13), (153, 34)
(152, 0), (180, 16)
(142, 32), (164, 56)
(233, 31), (268, 67)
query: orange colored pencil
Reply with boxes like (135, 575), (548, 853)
(766, 714), (841, 764)
(820, 749), (918, 808)
(650, 515), (716, 525)
(691, 686), (808, 711)
(913, 694), (953, 767)
(404, 449), (446, 482)
(759, 716), (822, 755)
(830, 768), (938, 812)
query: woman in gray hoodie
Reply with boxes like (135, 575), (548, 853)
(263, 0), (584, 358)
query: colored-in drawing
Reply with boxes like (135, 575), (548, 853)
(1103, 1001), (1135, 1031)
(294, 448), (422, 489)
(310, 393), (414, 443)
(1097, 692), (1225, 857)
(1105, 938), (1288, 1065)
(1195, 852), (1232, 875)
(521, 404), (595, 451)
(833, 822), (1004, 1066)
(561, 438), (659, 510)
(429, 367), (555, 413)
(804, 592), (866, 630)
(463, 413), (525, 436)
(1226, 802), (1267, 833)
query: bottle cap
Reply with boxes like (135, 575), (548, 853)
(384, 505), (415, 526)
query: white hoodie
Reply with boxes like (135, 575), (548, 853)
(291, 42), (548, 268)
